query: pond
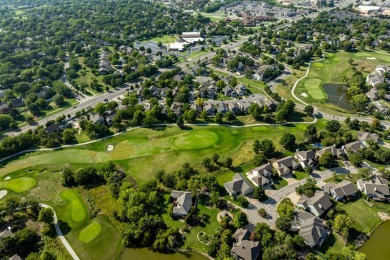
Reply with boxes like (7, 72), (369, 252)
(121, 248), (208, 260)
(322, 83), (353, 111)
(360, 221), (390, 259)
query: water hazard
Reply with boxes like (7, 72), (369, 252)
(322, 83), (353, 111)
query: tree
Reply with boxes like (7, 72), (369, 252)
(38, 208), (54, 224)
(225, 157), (233, 169)
(0, 114), (13, 131)
(351, 94), (369, 112)
(275, 216), (291, 231)
(251, 223), (273, 247)
(253, 139), (261, 154)
(258, 208), (267, 218)
(304, 105), (314, 116)
(176, 116), (184, 129)
(53, 95), (66, 106)
(212, 153), (220, 164)
(186, 109), (197, 123)
(61, 167), (75, 187)
(349, 152), (363, 167)
(203, 157), (213, 171)
(319, 151), (334, 168)
(253, 187), (267, 201)
(133, 110), (144, 125)
(325, 120), (341, 132)
(233, 210), (248, 228)
(254, 153), (267, 166)
(259, 139), (275, 158)
(295, 178), (317, 197)
(333, 214), (352, 240)
(304, 125), (317, 143)
(215, 112), (223, 123)
(225, 111), (235, 121)
(279, 133), (296, 150)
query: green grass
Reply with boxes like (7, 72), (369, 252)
(337, 197), (381, 234)
(0, 177), (36, 193)
(149, 35), (176, 44)
(79, 221), (102, 243)
(187, 50), (209, 59)
(60, 190), (88, 224)
(295, 50), (390, 104)
(292, 171), (310, 180)
(1, 121), (328, 184)
(271, 177), (288, 190)
(198, 11), (225, 22)
(319, 232), (345, 253)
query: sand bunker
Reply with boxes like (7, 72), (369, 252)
(0, 190), (8, 199)
(366, 57), (377, 60)
(301, 93), (308, 97)
(4, 176), (10, 181)
(107, 145), (114, 152)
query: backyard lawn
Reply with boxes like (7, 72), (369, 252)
(292, 171), (310, 180)
(149, 35), (176, 44)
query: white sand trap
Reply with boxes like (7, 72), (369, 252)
(366, 57), (376, 60)
(4, 176), (10, 181)
(301, 93), (308, 97)
(107, 145), (114, 152)
(0, 190), (7, 199)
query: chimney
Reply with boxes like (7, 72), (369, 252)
(374, 187), (377, 192)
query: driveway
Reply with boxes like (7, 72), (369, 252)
(242, 170), (334, 231)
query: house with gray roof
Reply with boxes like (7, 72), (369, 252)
(227, 102), (241, 115)
(231, 228), (261, 260)
(236, 100), (251, 114)
(316, 146), (343, 159)
(294, 150), (316, 169)
(291, 210), (329, 248)
(357, 132), (379, 145)
(224, 173), (253, 197)
(297, 191), (333, 217)
(322, 180), (357, 201)
(342, 141), (365, 154)
(9, 254), (22, 260)
(89, 113), (105, 125)
(247, 163), (273, 187)
(272, 156), (299, 176)
(357, 176), (390, 201)
(366, 87), (378, 100)
(215, 102), (227, 114)
(170, 190), (192, 217)
(0, 229), (14, 240)
(203, 103), (216, 116)
(0, 103), (9, 114)
(11, 97), (25, 108)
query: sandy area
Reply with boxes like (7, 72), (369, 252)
(301, 93), (308, 97)
(107, 145), (114, 152)
(366, 57), (377, 60)
(4, 176), (10, 180)
(378, 212), (390, 221)
(0, 190), (7, 199)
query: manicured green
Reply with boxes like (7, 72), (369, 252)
(0, 177), (36, 193)
(295, 51), (390, 103)
(173, 130), (219, 149)
(79, 221), (102, 243)
(149, 35), (176, 44)
(60, 190), (88, 224)
(337, 197), (381, 234)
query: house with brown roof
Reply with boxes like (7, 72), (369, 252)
(315, 146), (343, 159)
(342, 141), (365, 154)
(272, 156), (299, 176)
(297, 191), (333, 217)
(231, 228), (262, 260)
(0, 228), (14, 240)
(357, 176), (390, 201)
(357, 132), (379, 145)
(322, 180), (358, 201)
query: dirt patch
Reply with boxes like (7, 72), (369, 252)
(378, 212), (390, 221)
(107, 145), (114, 152)
(0, 190), (8, 199)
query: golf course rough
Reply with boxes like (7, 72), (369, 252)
(79, 221), (102, 243)
(0, 177), (36, 193)
(61, 190), (88, 223)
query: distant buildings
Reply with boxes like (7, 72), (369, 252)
(357, 176), (390, 201)
(168, 32), (204, 51)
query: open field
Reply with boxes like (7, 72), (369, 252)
(295, 51), (390, 104)
(198, 11), (226, 22)
(149, 35), (177, 44)
(1, 121), (327, 184)
(0, 177), (36, 193)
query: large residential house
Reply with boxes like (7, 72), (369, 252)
(224, 173), (253, 197)
(170, 190), (192, 217)
(235, 83), (248, 96)
(322, 180), (358, 201)
(231, 228), (262, 260)
(89, 113), (105, 125)
(294, 150), (316, 169)
(357, 176), (390, 201)
(99, 51), (112, 74)
(315, 146), (343, 159)
(0, 103), (9, 114)
(247, 163), (272, 187)
(366, 65), (389, 87)
(342, 141), (365, 154)
(291, 210), (330, 248)
(357, 132), (379, 145)
(11, 97), (25, 108)
(297, 191), (333, 217)
(272, 156), (299, 176)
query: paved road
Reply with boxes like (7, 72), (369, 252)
(242, 169), (335, 231)
(40, 204), (80, 260)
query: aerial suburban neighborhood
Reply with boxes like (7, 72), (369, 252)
(0, 0), (389, 260)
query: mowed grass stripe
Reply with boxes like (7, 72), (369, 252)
(60, 190), (88, 223)
(79, 221), (102, 243)
(0, 177), (36, 193)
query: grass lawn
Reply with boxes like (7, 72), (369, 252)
(198, 11), (225, 22)
(149, 35), (176, 44)
(237, 77), (266, 92)
(0, 177), (36, 193)
(1, 121), (327, 184)
(187, 49), (210, 59)
(319, 232), (345, 254)
(59, 190), (88, 224)
(336, 196), (381, 234)
(295, 50), (390, 105)
(78, 221), (102, 243)
(292, 171), (310, 180)
(271, 177), (288, 190)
